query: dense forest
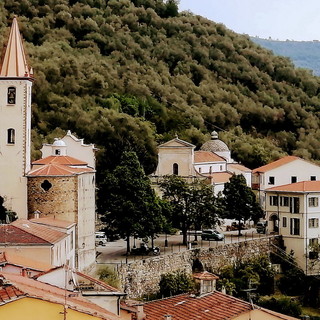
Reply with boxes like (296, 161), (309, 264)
(252, 37), (320, 76)
(2, 0), (320, 176)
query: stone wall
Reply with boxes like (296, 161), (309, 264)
(117, 237), (279, 298)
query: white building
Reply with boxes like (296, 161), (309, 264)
(265, 181), (320, 275)
(252, 156), (320, 208)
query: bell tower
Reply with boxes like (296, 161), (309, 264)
(0, 17), (33, 218)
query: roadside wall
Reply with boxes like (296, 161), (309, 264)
(117, 237), (280, 298)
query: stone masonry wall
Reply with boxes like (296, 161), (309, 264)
(28, 176), (78, 222)
(117, 237), (279, 298)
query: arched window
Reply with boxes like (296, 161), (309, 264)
(7, 128), (15, 144)
(7, 87), (16, 104)
(173, 163), (179, 175)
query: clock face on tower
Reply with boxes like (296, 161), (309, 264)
(7, 87), (16, 104)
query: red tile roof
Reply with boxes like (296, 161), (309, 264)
(29, 217), (75, 229)
(10, 219), (67, 244)
(228, 163), (251, 172)
(208, 172), (232, 184)
(0, 225), (50, 245)
(0, 272), (118, 320)
(142, 291), (253, 320)
(28, 163), (93, 177)
(32, 155), (88, 166)
(193, 271), (219, 281)
(194, 151), (225, 163)
(140, 291), (298, 320)
(266, 180), (320, 193)
(0, 282), (25, 303)
(252, 156), (299, 173)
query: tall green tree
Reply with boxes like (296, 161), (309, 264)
(160, 175), (218, 245)
(98, 151), (164, 253)
(222, 174), (263, 235)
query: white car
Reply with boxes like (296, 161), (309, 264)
(95, 232), (108, 246)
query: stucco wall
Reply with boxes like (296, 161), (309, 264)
(117, 237), (279, 299)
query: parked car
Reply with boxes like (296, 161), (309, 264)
(256, 221), (267, 234)
(201, 229), (224, 241)
(95, 232), (108, 246)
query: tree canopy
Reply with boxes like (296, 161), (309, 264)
(98, 151), (164, 253)
(160, 175), (218, 244)
(222, 174), (263, 235)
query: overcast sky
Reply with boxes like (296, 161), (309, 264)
(179, 0), (320, 41)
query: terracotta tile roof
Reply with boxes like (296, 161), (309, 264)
(0, 272), (118, 320)
(140, 291), (299, 320)
(193, 271), (219, 281)
(10, 219), (67, 244)
(0, 282), (26, 303)
(228, 163), (251, 172)
(29, 217), (75, 229)
(32, 155), (88, 166)
(0, 225), (50, 245)
(0, 251), (52, 271)
(266, 180), (320, 193)
(142, 291), (254, 320)
(0, 17), (32, 78)
(28, 163), (94, 177)
(206, 172), (233, 184)
(252, 156), (299, 173)
(194, 151), (225, 163)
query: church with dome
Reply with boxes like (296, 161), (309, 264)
(153, 131), (251, 195)
(0, 17), (96, 271)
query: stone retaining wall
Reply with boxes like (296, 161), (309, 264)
(117, 236), (279, 298)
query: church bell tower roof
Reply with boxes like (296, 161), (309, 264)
(0, 17), (32, 78)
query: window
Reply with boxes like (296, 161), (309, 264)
(311, 176), (316, 181)
(7, 87), (16, 104)
(268, 176), (275, 185)
(280, 196), (289, 207)
(173, 163), (178, 175)
(290, 197), (300, 213)
(270, 195), (278, 206)
(290, 218), (300, 235)
(7, 128), (15, 144)
(309, 197), (319, 207)
(309, 238), (318, 246)
(199, 167), (201, 173)
(282, 217), (287, 228)
(41, 179), (52, 191)
(291, 176), (297, 183)
(55, 149), (61, 155)
(209, 166), (212, 174)
(309, 218), (319, 228)
(220, 165), (222, 171)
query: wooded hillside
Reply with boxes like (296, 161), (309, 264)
(2, 0), (320, 175)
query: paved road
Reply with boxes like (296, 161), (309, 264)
(95, 229), (270, 266)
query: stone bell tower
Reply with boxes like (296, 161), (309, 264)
(0, 17), (33, 218)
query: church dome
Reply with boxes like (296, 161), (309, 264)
(52, 138), (66, 147)
(200, 131), (229, 153)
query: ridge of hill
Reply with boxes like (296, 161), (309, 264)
(251, 37), (320, 76)
(2, 0), (320, 174)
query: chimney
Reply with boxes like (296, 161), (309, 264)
(34, 210), (41, 219)
(136, 305), (146, 320)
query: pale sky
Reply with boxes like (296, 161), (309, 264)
(179, 0), (320, 41)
